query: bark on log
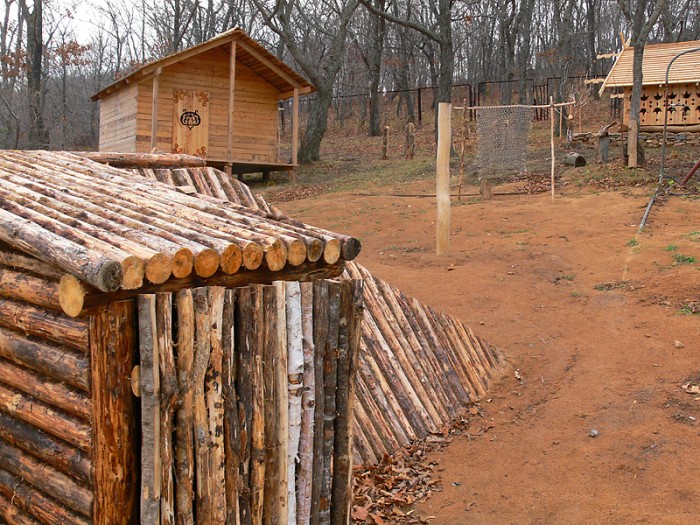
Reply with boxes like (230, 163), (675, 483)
(174, 290), (195, 525)
(192, 288), (213, 524)
(77, 152), (206, 169)
(0, 439), (92, 517)
(296, 282), (315, 523)
(310, 281), (328, 525)
(138, 295), (161, 525)
(0, 298), (88, 350)
(206, 287), (227, 524)
(0, 491), (41, 525)
(90, 301), (138, 525)
(157, 294), (176, 525)
(0, 247), (63, 281)
(0, 412), (91, 484)
(0, 383), (90, 450)
(250, 286), (266, 525)
(0, 468), (89, 525)
(235, 287), (254, 525)
(222, 289), (241, 525)
(0, 356), (91, 420)
(0, 267), (62, 312)
(0, 326), (89, 391)
(286, 282), (303, 525)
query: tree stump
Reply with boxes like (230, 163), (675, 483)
(480, 179), (493, 200)
(596, 122), (616, 163)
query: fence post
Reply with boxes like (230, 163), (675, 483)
(436, 103), (451, 256)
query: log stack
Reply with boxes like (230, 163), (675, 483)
(137, 280), (363, 524)
(122, 158), (506, 465)
(0, 151), (360, 318)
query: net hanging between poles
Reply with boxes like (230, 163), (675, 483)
(475, 105), (532, 178)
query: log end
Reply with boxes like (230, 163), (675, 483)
(145, 253), (173, 285)
(220, 245), (242, 275)
(171, 248), (194, 279)
(194, 248), (221, 278)
(306, 238), (324, 263)
(341, 238), (361, 261)
(96, 259), (123, 293)
(121, 256), (145, 290)
(264, 240), (288, 272)
(286, 239), (307, 267)
(58, 274), (87, 317)
(322, 239), (342, 265)
(242, 243), (264, 271)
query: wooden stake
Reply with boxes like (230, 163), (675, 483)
(436, 102), (451, 256)
(138, 295), (161, 525)
(174, 290), (195, 525)
(151, 69), (161, 151)
(157, 294), (176, 525)
(382, 125), (389, 160)
(297, 282), (315, 523)
(550, 96), (555, 201)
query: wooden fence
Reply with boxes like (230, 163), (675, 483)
(137, 279), (363, 525)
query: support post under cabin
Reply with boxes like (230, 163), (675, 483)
(436, 102), (451, 256)
(151, 69), (162, 151)
(291, 88), (299, 182)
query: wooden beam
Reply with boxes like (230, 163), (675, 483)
(151, 68), (162, 151)
(227, 43), (237, 161)
(91, 300), (138, 525)
(292, 88), (299, 167)
(236, 40), (300, 89)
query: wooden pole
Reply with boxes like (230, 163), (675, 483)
(436, 102), (451, 256)
(292, 88), (299, 178)
(151, 69), (161, 151)
(227, 43), (237, 163)
(91, 300), (138, 525)
(550, 96), (555, 201)
(382, 125), (389, 160)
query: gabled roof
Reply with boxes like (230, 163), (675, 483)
(0, 151), (357, 298)
(600, 39), (700, 92)
(91, 28), (314, 101)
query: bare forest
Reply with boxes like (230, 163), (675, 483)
(0, 0), (698, 159)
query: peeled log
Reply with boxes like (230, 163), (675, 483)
(77, 152), (206, 169)
(563, 152), (586, 167)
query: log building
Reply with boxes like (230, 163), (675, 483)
(91, 29), (314, 177)
(0, 150), (361, 524)
(600, 39), (700, 132)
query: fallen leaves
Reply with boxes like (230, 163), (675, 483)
(352, 416), (476, 524)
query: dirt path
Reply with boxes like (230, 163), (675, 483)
(275, 181), (700, 524)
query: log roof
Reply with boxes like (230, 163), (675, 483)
(91, 28), (314, 101)
(0, 151), (359, 298)
(600, 39), (700, 91)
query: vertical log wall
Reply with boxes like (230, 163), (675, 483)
(137, 279), (363, 525)
(0, 251), (94, 525)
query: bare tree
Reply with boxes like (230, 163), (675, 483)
(617, 0), (668, 167)
(250, 0), (360, 162)
(18, 0), (47, 147)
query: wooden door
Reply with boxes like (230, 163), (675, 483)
(172, 89), (209, 158)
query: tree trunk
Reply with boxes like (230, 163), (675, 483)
(299, 88), (332, 163)
(367, 0), (386, 137)
(19, 0), (47, 149)
(627, 43), (645, 167)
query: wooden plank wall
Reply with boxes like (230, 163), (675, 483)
(99, 85), (139, 153)
(623, 82), (700, 127)
(0, 250), (94, 525)
(137, 279), (363, 525)
(133, 47), (279, 162)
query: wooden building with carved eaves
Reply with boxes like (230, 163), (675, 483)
(600, 39), (700, 132)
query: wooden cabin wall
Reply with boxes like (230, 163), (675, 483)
(137, 279), (363, 525)
(98, 85), (139, 153)
(622, 83), (700, 128)
(0, 251), (94, 525)
(134, 47), (279, 163)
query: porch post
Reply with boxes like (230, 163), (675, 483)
(292, 87), (299, 166)
(150, 68), (162, 151)
(227, 42), (237, 163)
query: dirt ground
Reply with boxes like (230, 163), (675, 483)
(273, 174), (700, 524)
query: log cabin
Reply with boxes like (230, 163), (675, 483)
(600, 39), (700, 132)
(0, 150), (361, 524)
(91, 29), (314, 178)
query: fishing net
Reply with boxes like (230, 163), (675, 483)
(475, 105), (532, 177)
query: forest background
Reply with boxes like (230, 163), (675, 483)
(0, 0), (698, 161)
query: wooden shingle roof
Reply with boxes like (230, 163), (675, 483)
(91, 28), (314, 101)
(601, 39), (700, 92)
(0, 151), (359, 310)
